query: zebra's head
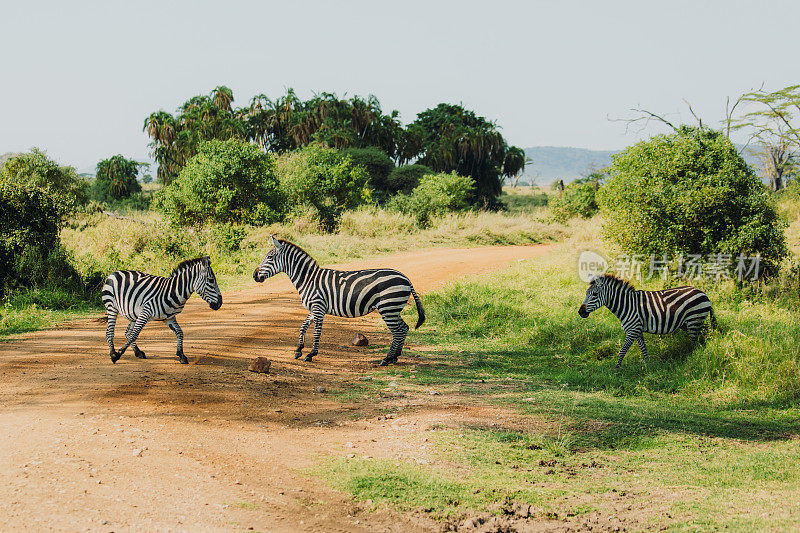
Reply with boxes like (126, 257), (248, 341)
(253, 235), (285, 283)
(196, 256), (223, 310)
(579, 275), (605, 318)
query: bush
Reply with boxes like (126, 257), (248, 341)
(342, 147), (395, 200)
(0, 148), (88, 208)
(549, 175), (600, 222)
(276, 144), (371, 230)
(154, 139), (283, 226)
(598, 127), (788, 275)
(0, 150), (87, 294)
(91, 155), (143, 203)
(389, 171), (475, 226)
(385, 164), (432, 197)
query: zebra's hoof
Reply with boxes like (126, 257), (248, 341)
(110, 352), (121, 364)
(134, 350), (146, 359)
(303, 355), (314, 362)
(294, 351), (303, 360)
(178, 354), (188, 364)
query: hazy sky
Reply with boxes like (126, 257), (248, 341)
(2, 0), (798, 171)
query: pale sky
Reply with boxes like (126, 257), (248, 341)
(1, 0), (798, 172)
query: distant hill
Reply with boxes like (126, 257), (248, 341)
(521, 146), (618, 185)
(521, 144), (763, 185)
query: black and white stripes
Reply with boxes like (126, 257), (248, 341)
(253, 236), (425, 366)
(101, 256), (222, 364)
(579, 274), (715, 367)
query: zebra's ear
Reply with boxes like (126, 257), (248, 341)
(202, 255), (211, 266)
(271, 235), (282, 249)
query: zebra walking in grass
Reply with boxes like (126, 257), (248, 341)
(253, 236), (425, 366)
(578, 274), (716, 368)
(101, 256), (222, 364)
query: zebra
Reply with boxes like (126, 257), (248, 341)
(253, 236), (425, 366)
(101, 256), (222, 364)
(578, 274), (716, 368)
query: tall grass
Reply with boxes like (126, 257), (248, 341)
(406, 216), (800, 405)
(61, 206), (562, 291)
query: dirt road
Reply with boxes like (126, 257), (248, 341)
(0, 245), (551, 532)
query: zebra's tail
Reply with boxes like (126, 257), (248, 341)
(709, 307), (717, 330)
(411, 286), (425, 329)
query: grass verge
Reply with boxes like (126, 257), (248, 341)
(320, 220), (800, 530)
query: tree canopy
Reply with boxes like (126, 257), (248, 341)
(598, 126), (787, 276)
(92, 155), (143, 203)
(144, 88), (524, 206)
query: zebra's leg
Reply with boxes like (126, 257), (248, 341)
(303, 304), (326, 362)
(106, 308), (119, 361)
(125, 322), (146, 359)
(615, 333), (637, 368)
(295, 313), (313, 360)
(378, 309), (409, 366)
(686, 319), (705, 345)
(165, 317), (187, 364)
(637, 335), (648, 365)
(114, 314), (150, 363)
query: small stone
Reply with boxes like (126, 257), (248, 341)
(352, 333), (369, 346)
(132, 448), (143, 457)
(344, 442), (355, 448)
(248, 357), (271, 373)
(315, 386), (327, 393)
(347, 453), (356, 458)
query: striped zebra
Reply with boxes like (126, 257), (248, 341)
(578, 274), (716, 367)
(253, 236), (425, 366)
(101, 256), (222, 364)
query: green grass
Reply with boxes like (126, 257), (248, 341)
(321, 227), (800, 530)
(1, 287), (99, 339)
(62, 205), (561, 292)
(6, 204), (560, 340)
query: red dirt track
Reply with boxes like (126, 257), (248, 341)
(0, 245), (551, 532)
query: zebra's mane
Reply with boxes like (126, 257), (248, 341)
(170, 257), (207, 277)
(596, 273), (636, 290)
(278, 239), (318, 266)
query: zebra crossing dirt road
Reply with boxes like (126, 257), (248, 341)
(0, 245), (552, 532)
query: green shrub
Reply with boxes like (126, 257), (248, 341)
(342, 146), (395, 200)
(91, 155), (143, 203)
(385, 164), (432, 196)
(154, 139), (283, 226)
(598, 127), (788, 275)
(276, 144), (371, 230)
(0, 150), (87, 294)
(389, 171), (475, 226)
(549, 176), (599, 222)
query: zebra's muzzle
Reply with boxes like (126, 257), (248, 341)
(578, 305), (590, 318)
(210, 297), (222, 310)
(253, 269), (264, 282)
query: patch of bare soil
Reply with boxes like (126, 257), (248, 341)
(0, 245), (559, 532)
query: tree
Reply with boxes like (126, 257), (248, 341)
(407, 104), (525, 208)
(598, 126), (787, 276)
(154, 139), (283, 226)
(276, 144), (371, 230)
(0, 149), (86, 293)
(733, 85), (800, 191)
(342, 146), (395, 201)
(549, 172), (603, 222)
(92, 155), (143, 203)
(388, 171), (475, 226)
(385, 164), (432, 196)
(144, 86), (245, 184)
